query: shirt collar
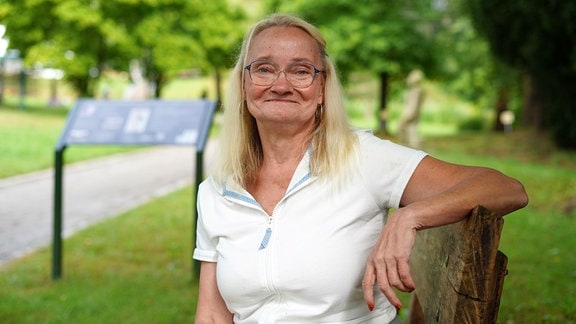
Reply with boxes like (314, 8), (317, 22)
(217, 146), (315, 204)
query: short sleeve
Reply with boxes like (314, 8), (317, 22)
(193, 180), (219, 262)
(356, 130), (427, 209)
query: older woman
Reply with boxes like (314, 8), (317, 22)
(193, 13), (528, 323)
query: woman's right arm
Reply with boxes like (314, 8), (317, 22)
(195, 261), (234, 323)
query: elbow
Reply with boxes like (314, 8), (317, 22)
(194, 314), (233, 324)
(517, 181), (529, 209)
(506, 178), (529, 213)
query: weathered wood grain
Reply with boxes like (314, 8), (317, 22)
(408, 205), (507, 324)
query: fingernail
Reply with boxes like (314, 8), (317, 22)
(395, 305), (402, 313)
(368, 303), (374, 311)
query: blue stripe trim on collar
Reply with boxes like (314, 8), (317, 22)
(286, 173), (312, 195)
(222, 187), (260, 206)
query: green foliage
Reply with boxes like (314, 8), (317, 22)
(262, 0), (520, 137)
(265, 0), (439, 82)
(432, 14), (490, 103)
(467, 0), (576, 149)
(0, 0), (246, 98)
(458, 115), (487, 131)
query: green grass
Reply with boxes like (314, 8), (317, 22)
(0, 187), (197, 323)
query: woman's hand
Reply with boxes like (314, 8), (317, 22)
(361, 155), (528, 312)
(362, 209), (417, 312)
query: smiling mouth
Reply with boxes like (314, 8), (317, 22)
(265, 99), (297, 103)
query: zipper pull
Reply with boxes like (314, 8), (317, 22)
(258, 217), (273, 250)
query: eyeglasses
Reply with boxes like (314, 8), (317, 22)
(245, 60), (325, 88)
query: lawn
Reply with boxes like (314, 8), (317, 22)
(1, 86), (575, 322)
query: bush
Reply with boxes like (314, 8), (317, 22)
(458, 115), (487, 131)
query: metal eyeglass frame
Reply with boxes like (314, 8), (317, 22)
(244, 60), (325, 88)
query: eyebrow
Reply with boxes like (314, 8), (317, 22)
(248, 57), (318, 65)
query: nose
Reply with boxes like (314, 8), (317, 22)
(270, 71), (292, 90)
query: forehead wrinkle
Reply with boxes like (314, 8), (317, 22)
(247, 27), (322, 66)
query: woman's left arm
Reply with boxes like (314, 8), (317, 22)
(362, 156), (529, 312)
(195, 262), (234, 323)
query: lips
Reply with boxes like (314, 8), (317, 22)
(264, 98), (298, 104)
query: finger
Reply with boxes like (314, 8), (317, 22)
(375, 271), (403, 312)
(381, 255), (414, 295)
(367, 258), (400, 311)
(362, 265), (376, 311)
(384, 256), (407, 291)
(397, 259), (415, 292)
(387, 256), (415, 292)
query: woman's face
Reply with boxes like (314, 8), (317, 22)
(244, 26), (325, 131)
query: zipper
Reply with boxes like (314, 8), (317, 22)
(261, 212), (282, 322)
(258, 216), (273, 250)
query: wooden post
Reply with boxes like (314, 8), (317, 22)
(408, 205), (507, 324)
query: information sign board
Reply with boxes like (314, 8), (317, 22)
(56, 99), (215, 150)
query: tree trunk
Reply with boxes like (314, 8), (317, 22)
(521, 73), (543, 129)
(71, 76), (91, 98)
(215, 68), (222, 110)
(0, 62), (5, 105)
(493, 88), (508, 132)
(377, 71), (390, 135)
(153, 72), (165, 99)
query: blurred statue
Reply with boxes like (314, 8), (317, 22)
(397, 69), (425, 148)
(123, 60), (149, 100)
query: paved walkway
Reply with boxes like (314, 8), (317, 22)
(0, 143), (216, 266)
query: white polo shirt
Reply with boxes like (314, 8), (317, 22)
(194, 130), (427, 323)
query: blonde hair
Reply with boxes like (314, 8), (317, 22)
(213, 13), (357, 187)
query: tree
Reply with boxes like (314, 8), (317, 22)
(0, 0), (245, 99)
(116, 0), (244, 100)
(265, 0), (439, 134)
(431, 2), (522, 132)
(1, 0), (131, 97)
(193, 2), (246, 107)
(468, 1), (576, 149)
